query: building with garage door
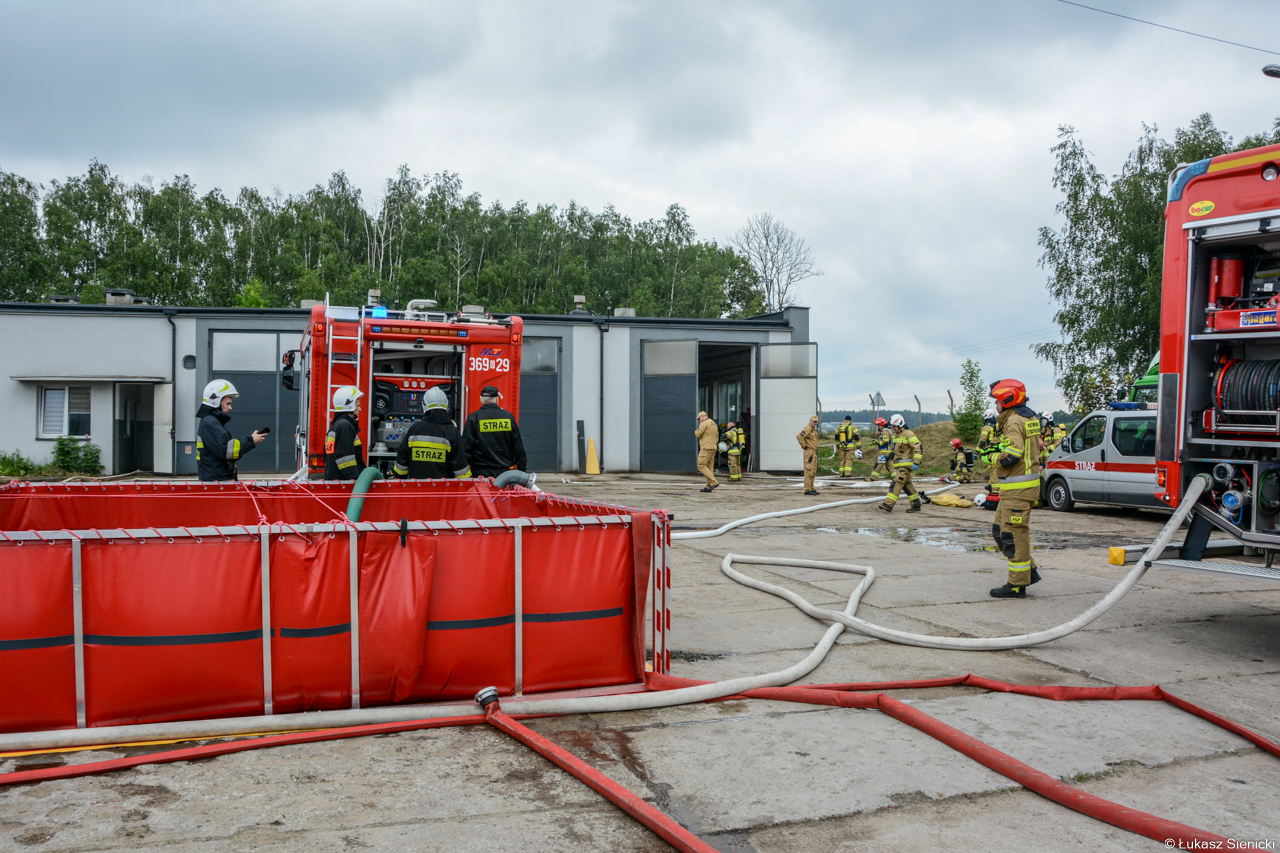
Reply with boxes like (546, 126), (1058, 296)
(511, 305), (814, 474)
(0, 299), (309, 476)
(0, 299), (813, 476)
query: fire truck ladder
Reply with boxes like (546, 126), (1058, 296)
(325, 305), (364, 446)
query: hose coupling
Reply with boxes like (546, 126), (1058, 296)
(475, 686), (500, 710)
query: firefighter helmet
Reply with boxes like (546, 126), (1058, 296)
(890, 414), (906, 428)
(989, 378), (1027, 408)
(202, 379), (239, 407)
(984, 410), (997, 424)
(332, 385), (363, 412)
(1041, 411), (1052, 420)
(874, 417), (887, 427)
(423, 386), (449, 411)
(950, 438), (963, 449)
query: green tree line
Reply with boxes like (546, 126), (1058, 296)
(0, 161), (766, 318)
(1037, 113), (1280, 411)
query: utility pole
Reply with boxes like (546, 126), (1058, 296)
(914, 395), (922, 429)
(869, 394), (876, 424)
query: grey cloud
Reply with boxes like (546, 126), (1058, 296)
(0, 0), (479, 156)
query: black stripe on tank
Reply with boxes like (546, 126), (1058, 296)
(0, 635), (74, 651)
(278, 623), (352, 639)
(525, 607), (624, 623)
(85, 630), (262, 646)
(427, 607), (624, 630)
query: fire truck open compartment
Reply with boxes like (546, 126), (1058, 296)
(1172, 218), (1280, 543)
(0, 478), (670, 735)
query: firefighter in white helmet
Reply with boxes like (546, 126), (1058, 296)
(196, 379), (266, 481)
(324, 386), (366, 480)
(392, 386), (471, 479)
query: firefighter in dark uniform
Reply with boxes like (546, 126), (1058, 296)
(989, 378), (1044, 598)
(324, 385), (366, 480)
(392, 386), (472, 479)
(195, 379), (265, 482)
(463, 385), (527, 478)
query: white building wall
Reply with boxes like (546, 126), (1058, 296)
(601, 325), (630, 472)
(569, 323), (601, 471)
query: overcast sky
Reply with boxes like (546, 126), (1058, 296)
(4, 0), (1280, 413)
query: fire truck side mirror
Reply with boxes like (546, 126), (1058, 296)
(281, 350), (298, 391)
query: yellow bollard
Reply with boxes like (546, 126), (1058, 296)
(585, 437), (601, 475)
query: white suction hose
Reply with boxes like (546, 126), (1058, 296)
(698, 475), (1208, 650)
(672, 483), (962, 540)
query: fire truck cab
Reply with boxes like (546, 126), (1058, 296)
(1157, 143), (1280, 580)
(286, 298), (523, 478)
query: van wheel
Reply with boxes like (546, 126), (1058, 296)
(1046, 478), (1074, 512)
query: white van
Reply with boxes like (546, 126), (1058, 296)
(1042, 408), (1158, 511)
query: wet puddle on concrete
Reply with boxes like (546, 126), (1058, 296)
(811, 525), (1118, 553)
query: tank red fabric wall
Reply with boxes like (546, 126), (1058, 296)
(0, 492), (654, 734)
(0, 545), (76, 732)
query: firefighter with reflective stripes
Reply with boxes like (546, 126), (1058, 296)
(463, 385), (527, 478)
(836, 416), (862, 477)
(195, 379), (265, 482)
(723, 421), (746, 482)
(868, 417), (893, 480)
(978, 411), (1000, 492)
(989, 379), (1043, 599)
(324, 385), (366, 480)
(393, 386), (472, 480)
(878, 414), (922, 513)
(946, 437), (973, 483)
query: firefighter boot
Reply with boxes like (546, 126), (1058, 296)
(1030, 567), (1042, 585)
(989, 583), (1026, 598)
(906, 498), (922, 513)
(878, 501), (893, 512)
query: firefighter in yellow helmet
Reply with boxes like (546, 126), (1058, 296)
(835, 416), (862, 477)
(796, 414), (821, 496)
(988, 378), (1043, 598)
(868, 417), (893, 480)
(722, 421), (746, 482)
(977, 410), (1000, 493)
(878, 414), (922, 513)
(695, 411), (719, 492)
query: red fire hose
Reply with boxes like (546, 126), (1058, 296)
(479, 695), (718, 853)
(3, 675), (1276, 851)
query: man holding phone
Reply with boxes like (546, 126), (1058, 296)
(195, 380), (267, 482)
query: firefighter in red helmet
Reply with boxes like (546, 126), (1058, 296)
(988, 378), (1043, 598)
(868, 416), (893, 480)
(945, 437), (973, 483)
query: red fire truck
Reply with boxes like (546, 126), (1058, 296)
(1157, 142), (1280, 572)
(285, 298), (523, 477)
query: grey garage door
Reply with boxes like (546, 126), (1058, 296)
(210, 331), (301, 474)
(642, 340), (697, 473)
(519, 338), (560, 472)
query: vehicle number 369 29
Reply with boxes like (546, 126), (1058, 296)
(468, 356), (510, 373)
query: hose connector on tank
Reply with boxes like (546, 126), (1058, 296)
(493, 470), (537, 490)
(475, 686), (500, 712)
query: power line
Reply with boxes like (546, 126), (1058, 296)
(1053, 0), (1280, 57)
(823, 328), (1058, 380)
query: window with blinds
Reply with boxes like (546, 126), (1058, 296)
(38, 385), (91, 438)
